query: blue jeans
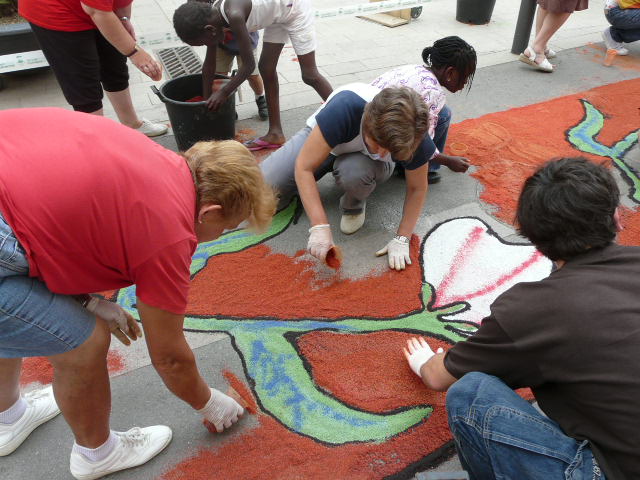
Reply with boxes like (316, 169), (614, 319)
(428, 104), (452, 172)
(446, 373), (605, 480)
(606, 7), (640, 44)
(0, 212), (95, 358)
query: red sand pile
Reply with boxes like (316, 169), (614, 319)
(325, 245), (342, 270)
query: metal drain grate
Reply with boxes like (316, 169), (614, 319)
(155, 46), (203, 79)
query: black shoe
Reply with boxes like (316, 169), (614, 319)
(428, 171), (441, 184)
(256, 95), (268, 120)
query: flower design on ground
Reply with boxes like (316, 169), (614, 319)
(422, 217), (553, 332)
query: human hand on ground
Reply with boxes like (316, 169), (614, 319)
(130, 48), (162, 81)
(307, 224), (333, 261)
(375, 236), (411, 270)
(205, 90), (227, 111)
(198, 388), (244, 433)
(86, 297), (142, 345)
(445, 156), (470, 173)
(444, 155), (470, 173)
(403, 337), (444, 377)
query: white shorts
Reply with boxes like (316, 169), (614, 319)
(262, 0), (316, 56)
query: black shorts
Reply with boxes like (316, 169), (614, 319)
(30, 23), (129, 113)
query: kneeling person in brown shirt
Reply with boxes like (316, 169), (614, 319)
(404, 157), (638, 479)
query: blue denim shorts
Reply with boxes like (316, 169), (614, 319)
(0, 212), (95, 358)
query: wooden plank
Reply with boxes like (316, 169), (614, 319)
(359, 12), (409, 27)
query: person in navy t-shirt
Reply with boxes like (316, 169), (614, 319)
(261, 83), (434, 271)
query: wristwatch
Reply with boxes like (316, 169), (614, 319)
(394, 234), (409, 244)
(125, 44), (138, 57)
(120, 16), (129, 22)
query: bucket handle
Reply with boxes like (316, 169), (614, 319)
(151, 85), (167, 103)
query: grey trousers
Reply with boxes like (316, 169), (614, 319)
(260, 126), (395, 214)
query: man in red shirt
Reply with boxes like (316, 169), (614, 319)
(19, 0), (166, 136)
(0, 108), (276, 479)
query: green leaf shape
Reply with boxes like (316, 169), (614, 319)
(182, 286), (469, 444)
(567, 100), (640, 203)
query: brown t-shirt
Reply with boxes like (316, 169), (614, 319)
(445, 244), (640, 480)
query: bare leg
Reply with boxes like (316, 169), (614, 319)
(535, 5), (547, 37)
(48, 320), (111, 448)
(105, 88), (143, 129)
(297, 51), (332, 100)
(532, 10), (571, 61)
(256, 42), (286, 145)
(247, 74), (264, 96)
(0, 358), (22, 411)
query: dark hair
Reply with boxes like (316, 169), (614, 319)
(422, 36), (477, 89)
(516, 157), (619, 261)
(173, 2), (213, 44)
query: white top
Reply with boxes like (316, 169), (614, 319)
(218, 0), (297, 32)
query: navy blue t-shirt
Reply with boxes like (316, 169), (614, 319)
(309, 87), (436, 170)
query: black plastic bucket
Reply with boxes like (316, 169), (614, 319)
(456, 0), (496, 25)
(152, 74), (235, 151)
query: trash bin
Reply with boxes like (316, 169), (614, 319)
(152, 73), (236, 151)
(456, 0), (497, 25)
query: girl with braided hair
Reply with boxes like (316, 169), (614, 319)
(372, 36), (476, 184)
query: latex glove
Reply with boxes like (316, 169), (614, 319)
(375, 236), (411, 271)
(129, 48), (162, 81)
(403, 337), (444, 377)
(86, 297), (142, 345)
(198, 388), (244, 432)
(307, 224), (333, 261)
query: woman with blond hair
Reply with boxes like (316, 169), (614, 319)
(0, 108), (275, 480)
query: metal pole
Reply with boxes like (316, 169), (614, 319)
(511, 0), (537, 55)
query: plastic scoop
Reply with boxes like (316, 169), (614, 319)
(604, 49), (617, 67)
(325, 245), (343, 270)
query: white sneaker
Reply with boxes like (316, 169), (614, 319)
(0, 386), (61, 456)
(340, 207), (366, 235)
(135, 118), (168, 137)
(602, 28), (629, 55)
(70, 426), (172, 480)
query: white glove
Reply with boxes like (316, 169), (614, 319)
(403, 337), (444, 377)
(86, 297), (142, 345)
(86, 297), (130, 333)
(307, 224), (334, 261)
(375, 236), (411, 270)
(197, 388), (244, 432)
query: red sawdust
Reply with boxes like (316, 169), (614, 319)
(186, 237), (422, 319)
(19, 350), (125, 386)
(448, 78), (640, 239)
(161, 334), (452, 480)
(223, 370), (258, 414)
(186, 96), (204, 103)
(325, 245), (342, 270)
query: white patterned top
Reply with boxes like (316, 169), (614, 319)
(371, 64), (446, 141)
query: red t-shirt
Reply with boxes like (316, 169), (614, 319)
(0, 108), (197, 314)
(20, 0), (133, 32)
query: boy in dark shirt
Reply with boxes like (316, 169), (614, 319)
(404, 157), (638, 479)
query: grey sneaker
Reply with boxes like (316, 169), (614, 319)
(135, 118), (168, 137)
(70, 426), (172, 480)
(256, 95), (268, 120)
(0, 386), (61, 456)
(602, 28), (629, 55)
